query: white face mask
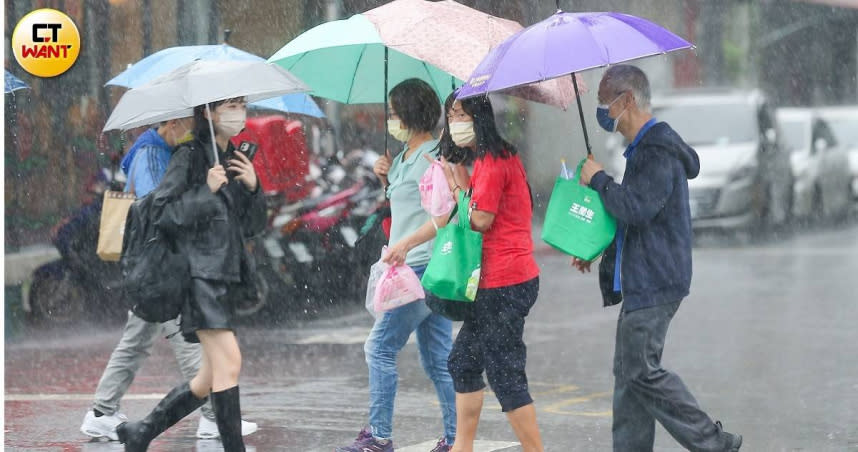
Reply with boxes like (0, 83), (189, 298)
(215, 109), (246, 138)
(449, 121), (476, 147)
(387, 119), (413, 143)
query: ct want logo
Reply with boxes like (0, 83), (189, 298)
(12, 9), (81, 77)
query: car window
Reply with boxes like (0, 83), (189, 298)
(778, 119), (807, 152)
(826, 118), (858, 147)
(653, 103), (757, 146)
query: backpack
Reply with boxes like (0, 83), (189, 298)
(120, 194), (189, 322)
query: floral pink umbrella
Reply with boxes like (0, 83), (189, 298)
(363, 0), (580, 109)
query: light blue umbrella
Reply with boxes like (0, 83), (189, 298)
(250, 92), (325, 118)
(5, 70), (29, 94)
(106, 44), (324, 118)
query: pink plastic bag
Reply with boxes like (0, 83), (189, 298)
(373, 262), (425, 313)
(365, 247), (389, 318)
(419, 161), (456, 217)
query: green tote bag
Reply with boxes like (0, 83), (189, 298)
(421, 191), (483, 302)
(541, 158), (617, 261)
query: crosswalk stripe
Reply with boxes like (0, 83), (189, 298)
(397, 440), (520, 452)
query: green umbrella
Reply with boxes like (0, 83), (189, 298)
(268, 13), (460, 105)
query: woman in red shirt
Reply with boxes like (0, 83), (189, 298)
(439, 93), (543, 452)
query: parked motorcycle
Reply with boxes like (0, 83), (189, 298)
(247, 149), (384, 319)
(28, 170), (126, 325)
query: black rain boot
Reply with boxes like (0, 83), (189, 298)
(116, 382), (207, 452)
(211, 386), (246, 452)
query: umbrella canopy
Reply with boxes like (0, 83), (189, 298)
(268, 13), (455, 104)
(103, 60), (310, 131)
(106, 44), (324, 118)
(5, 70), (29, 94)
(249, 95), (325, 118)
(268, 0), (573, 108)
(457, 11), (694, 154)
(458, 11), (694, 98)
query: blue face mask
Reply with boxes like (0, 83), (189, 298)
(596, 94), (626, 133)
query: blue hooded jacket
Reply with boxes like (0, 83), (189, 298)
(121, 128), (172, 198)
(589, 122), (700, 311)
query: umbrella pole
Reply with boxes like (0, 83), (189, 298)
(205, 103), (220, 166)
(571, 73), (592, 156)
(384, 46), (390, 159)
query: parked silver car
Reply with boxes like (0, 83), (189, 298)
(816, 106), (858, 201)
(606, 89), (793, 232)
(775, 108), (852, 221)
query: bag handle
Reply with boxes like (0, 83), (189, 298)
(571, 158), (587, 185)
(456, 188), (473, 229)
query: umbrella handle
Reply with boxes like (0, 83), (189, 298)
(205, 103), (220, 166)
(383, 46), (389, 160)
(571, 74), (592, 156)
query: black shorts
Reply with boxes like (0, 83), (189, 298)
(447, 277), (539, 412)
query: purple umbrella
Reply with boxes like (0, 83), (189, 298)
(458, 10), (694, 154)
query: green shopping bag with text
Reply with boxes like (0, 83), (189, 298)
(422, 191), (482, 302)
(541, 158), (616, 261)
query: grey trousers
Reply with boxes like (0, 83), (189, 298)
(612, 301), (730, 452)
(92, 311), (214, 420)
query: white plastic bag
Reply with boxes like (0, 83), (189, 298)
(365, 247), (390, 318)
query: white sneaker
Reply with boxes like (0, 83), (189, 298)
(196, 416), (258, 439)
(80, 410), (128, 441)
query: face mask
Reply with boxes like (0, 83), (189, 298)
(450, 121), (476, 147)
(596, 94), (627, 133)
(387, 119), (413, 143)
(215, 109), (246, 137)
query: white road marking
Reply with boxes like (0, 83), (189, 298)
(397, 440), (520, 452)
(5, 393), (165, 401)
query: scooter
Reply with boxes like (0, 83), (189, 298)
(28, 170), (126, 325)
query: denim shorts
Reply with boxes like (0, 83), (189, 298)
(447, 277), (539, 412)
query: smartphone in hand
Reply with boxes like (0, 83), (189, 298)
(237, 141), (258, 161)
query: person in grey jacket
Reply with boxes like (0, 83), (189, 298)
(116, 97), (266, 452)
(80, 118), (257, 443)
(575, 65), (742, 452)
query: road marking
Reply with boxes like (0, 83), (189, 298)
(397, 440), (519, 452)
(5, 393), (166, 401)
(543, 391), (613, 417)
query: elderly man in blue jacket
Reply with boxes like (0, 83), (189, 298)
(575, 64), (742, 452)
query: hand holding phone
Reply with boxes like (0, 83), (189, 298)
(228, 141), (259, 191)
(237, 141), (258, 161)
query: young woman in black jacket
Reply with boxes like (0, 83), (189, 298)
(117, 97), (266, 452)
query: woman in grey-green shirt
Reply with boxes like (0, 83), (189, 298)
(335, 79), (456, 452)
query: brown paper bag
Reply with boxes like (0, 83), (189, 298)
(96, 190), (136, 261)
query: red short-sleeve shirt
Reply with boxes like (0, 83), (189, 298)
(469, 153), (539, 289)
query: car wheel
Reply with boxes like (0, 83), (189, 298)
(235, 270), (269, 317)
(29, 265), (86, 325)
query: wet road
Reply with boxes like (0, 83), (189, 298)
(5, 222), (858, 451)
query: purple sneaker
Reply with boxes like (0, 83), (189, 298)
(430, 437), (452, 452)
(335, 428), (394, 452)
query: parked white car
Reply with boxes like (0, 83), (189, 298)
(775, 108), (852, 221)
(606, 90), (794, 232)
(816, 106), (858, 201)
